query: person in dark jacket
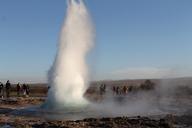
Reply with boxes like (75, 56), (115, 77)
(22, 84), (27, 96)
(5, 80), (11, 98)
(16, 83), (21, 96)
(26, 84), (30, 96)
(0, 82), (4, 98)
(100, 84), (106, 95)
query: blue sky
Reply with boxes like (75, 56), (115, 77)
(0, 0), (192, 83)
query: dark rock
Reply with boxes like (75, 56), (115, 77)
(159, 119), (173, 128)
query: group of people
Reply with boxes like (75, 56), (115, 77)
(112, 86), (133, 95)
(99, 80), (155, 96)
(0, 80), (11, 98)
(99, 83), (133, 96)
(16, 83), (30, 97)
(0, 80), (30, 98)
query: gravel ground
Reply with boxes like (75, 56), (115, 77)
(0, 97), (191, 128)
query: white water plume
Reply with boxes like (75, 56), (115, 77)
(46, 0), (94, 108)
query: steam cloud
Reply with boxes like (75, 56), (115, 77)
(46, 0), (94, 108)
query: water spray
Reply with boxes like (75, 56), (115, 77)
(45, 0), (94, 108)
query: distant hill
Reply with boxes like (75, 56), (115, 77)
(19, 77), (192, 87)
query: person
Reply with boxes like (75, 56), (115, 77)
(26, 84), (30, 96)
(116, 86), (119, 95)
(102, 84), (106, 94)
(0, 82), (4, 98)
(5, 80), (11, 98)
(99, 84), (103, 95)
(99, 84), (106, 95)
(123, 86), (128, 95)
(16, 83), (21, 96)
(112, 86), (116, 95)
(22, 84), (27, 96)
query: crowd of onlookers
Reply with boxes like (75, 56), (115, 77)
(0, 80), (30, 99)
(112, 86), (130, 95)
(0, 79), (155, 99)
(99, 80), (155, 96)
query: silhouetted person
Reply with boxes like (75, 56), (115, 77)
(112, 86), (116, 95)
(5, 80), (11, 98)
(116, 86), (119, 95)
(0, 82), (4, 98)
(26, 84), (30, 96)
(100, 84), (106, 95)
(123, 86), (128, 95)
(103, 84), (106, 93)
(22, 84), (27, 96)
(99, 84), (103, 95)
(16, 83), (21, 96)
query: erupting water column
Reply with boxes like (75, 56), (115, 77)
(45, 0), (94, 108)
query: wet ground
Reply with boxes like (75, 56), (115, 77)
(0, 96), (191, 128)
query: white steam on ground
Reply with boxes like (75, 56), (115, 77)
(42, 78), (192, 120)
(93, 78), (192, 117)
(45, 0), (94, 108)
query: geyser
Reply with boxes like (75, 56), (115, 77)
(46, 0), (94, 108)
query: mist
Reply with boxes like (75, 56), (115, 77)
(87, 78), (192, 118)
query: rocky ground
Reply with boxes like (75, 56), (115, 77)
(0, 98), (191, 128)
(0, 114), (192, 128)
(0, 97), (44, 106)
